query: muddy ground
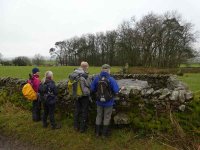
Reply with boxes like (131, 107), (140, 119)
(0, 134), (44, 150)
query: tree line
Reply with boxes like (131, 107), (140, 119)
(50, 12), (198, 68)
(0, 54), (48, 66)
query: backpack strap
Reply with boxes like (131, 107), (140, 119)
(98, 75), (110, 84)
(27, 75), (34, 86)
(44, 81), (54, 96)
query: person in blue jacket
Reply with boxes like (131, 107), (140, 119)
(91, 64), (119, 137)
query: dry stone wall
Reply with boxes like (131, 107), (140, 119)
(0, 74), (193, 125)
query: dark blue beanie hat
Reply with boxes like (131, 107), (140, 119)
(32, 68), (39, 74)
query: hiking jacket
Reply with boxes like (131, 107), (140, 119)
(43, 79), (58, 104)
(73, 68), (91, 96)
(29, 74), (40, 93)
(90, 71), (119, 107)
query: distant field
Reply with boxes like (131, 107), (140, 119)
(178, 73), (200, 92)
(0, 66), (120, 81)
(180, 63), (200, 67)
(0, 66), (199, 92)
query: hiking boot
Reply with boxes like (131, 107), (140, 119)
(52, 124), (61, 130)
(43, 123), (48, 128)
(79, 126), (87, 133)
(102, 125), (110, 138)
(80, 120), (87, 133)
(95, 125), (101, 137)
(74, 127), (79, 132)
(80, 129), (86, 133)
(33, 118), (41, 122)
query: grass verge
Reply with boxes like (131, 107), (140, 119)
(0, 102), (173, 150)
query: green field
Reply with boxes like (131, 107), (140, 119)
(178, 73), (200, 92)
(0, 66), (199, 92)
(180, 63), (200, 67)
(0, 66), (120, 82)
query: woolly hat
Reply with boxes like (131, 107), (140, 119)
(32, 68), (39, 74)
(102, 64), (111, 69)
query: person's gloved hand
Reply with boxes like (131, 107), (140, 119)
(113, 92), (120, 101)
(89, 96), (93, 103)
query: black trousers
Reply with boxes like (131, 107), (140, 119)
(74, 96), (89, 131)
(32, 99), (41, 121)
(42, 102), (56, 127)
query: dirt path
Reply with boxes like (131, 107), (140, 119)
(0, 134), (43, 150)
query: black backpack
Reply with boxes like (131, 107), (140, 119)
(39, 82), (54, 102)
(96, 76), (113, 102)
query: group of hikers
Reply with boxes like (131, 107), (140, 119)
(27, 62), (119, 137)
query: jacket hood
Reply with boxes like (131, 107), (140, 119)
(45, 78), (53, 84)
(74, 68), (85, 74)
(32, 74), (39, 78)
(100, 71), (110, 78)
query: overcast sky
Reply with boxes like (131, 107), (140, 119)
(1, 0), (200, 58)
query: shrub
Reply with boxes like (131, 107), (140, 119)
(12, 56), (32, 66)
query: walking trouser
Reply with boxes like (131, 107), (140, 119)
(32, 99), (41, 121)
(42, 102), (56, 127)
(74, 96), (89, 130)
(96, 105), (113, 126)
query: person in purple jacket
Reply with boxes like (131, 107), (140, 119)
(28, 67), (41, 122)
(91, 64), (119, 137)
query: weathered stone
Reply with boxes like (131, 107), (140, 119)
(165, 97), (169, 101)
(169, 91), (179, 101)
(159, 94), (167, 100)
(146, 88), (154, 95)
(142, 98), (149, 103)
(178, 105), (186, 111)
(167, 75), (188, 90)
(178, 90), (186, 103)
(129, 88), (140, 96)
(161, 101), (166, 106)
(152, 89), (162, 96)
(113, 113), (130, 125)
(141, 89), (147, 96)
(162, 88), (171, 96)
(117, 79), (149, 92)
(159, 88), (171, 100)
(185, 91), (193, 100)
(121, 101), (128, 106)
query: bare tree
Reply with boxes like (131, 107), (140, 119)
(49, 41), (67, 66)
(12, 56), (32, 66)
(32, 54), (45, 66)
(50, 11), (197, 68)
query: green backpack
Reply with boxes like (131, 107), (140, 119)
(67, 72), (83, 99)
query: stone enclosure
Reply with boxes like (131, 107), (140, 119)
(0, 74), (193, 125)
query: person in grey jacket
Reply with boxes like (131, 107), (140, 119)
(73, 61), (91, 133)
